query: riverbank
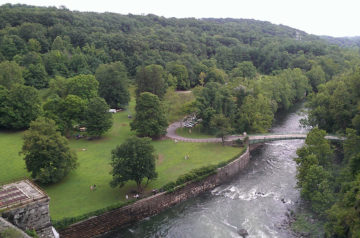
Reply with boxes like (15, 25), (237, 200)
(0, 111), (241, 221)
(59, 146), (250, 238)
(109, 102), (309, 237)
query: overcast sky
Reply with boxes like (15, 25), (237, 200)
(2, 0), (360, 37)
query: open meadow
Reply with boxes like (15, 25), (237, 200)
(0, 106), (240, 220)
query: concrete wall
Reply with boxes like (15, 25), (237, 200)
(60, 147), (250, 238)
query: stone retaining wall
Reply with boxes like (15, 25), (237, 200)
(60, 147), (250, 238)
(0, 217), (31, 238)
(2, 197), (55, 238)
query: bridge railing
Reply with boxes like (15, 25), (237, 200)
(245, 133), (344, 144)
(232, 132), (308, 137)
(232, 132), (343, 137)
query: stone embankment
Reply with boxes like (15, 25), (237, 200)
(59, 147), (250, 238)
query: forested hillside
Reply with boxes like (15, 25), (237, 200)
(1, 3), (360, 134)
(321, 35), (360, 48)
(0, 3), (357, 79)
(2, 4), (360, 236)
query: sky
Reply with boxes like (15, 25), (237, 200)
(2, 0), (360, 37)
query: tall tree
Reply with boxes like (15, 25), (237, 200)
(167, 62), (190, 90)
(131, 92), (168, 138)
(294, 128), (334, 215)
(66, 74), (99, 100)
(43, 95), (86, 137)
(306, 64), (326, 91)
(210, 113), (231, 144)
(235, 94), (274, 133)
(231, 61), (257, 79)
(136, 64), (167, 98)
(0, 61), (24, 89)
(110, 137), (157, 192)
(95, 61), (130, 108)
(84, 97), (113, 138)
(0, 84), (41, 129)
(21, 117), (78, 184)
(196, 82), (236, 131)
(23, 63), (48, 89)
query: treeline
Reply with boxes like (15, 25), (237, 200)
(295, 67), (360, 237)
(1, 4), (359, 83)
(1, 4), (359, 134)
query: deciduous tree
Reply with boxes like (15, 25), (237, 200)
(43, 95), (86, 137)
(66, 74), (99, 100)
(0, 84), (41, 129)
(110, 137), (157, 192)
(131, 92), (168, 138)
(136, 64), (167, 98)
(167, 62), (190, 90)
(95, 61), (130, 108)
(210, 114), (231, 144)
(0, 61), (24, 89)
(84, 97), (113, 138)
(21, 117), (78, 184)
(24, 63), (48, 89)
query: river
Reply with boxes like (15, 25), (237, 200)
(105, 103), (308, 238)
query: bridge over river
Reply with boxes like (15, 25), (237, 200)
(166, 122), (344, 144)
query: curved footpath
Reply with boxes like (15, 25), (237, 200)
(166, 122), (244, 142)
(166, 122), (343, 143)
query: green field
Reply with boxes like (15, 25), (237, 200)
(0, 109), (240, 220)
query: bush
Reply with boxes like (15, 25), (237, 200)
(25, 229), (39, 238)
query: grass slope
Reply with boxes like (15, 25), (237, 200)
(0, 106), (240, 220)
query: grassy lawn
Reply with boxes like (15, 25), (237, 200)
(176, 125), (216, 139)
(0, 130), (29, 182)
(0, 100), (240, 221)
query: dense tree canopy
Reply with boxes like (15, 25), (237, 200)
(295, 128), (334, 215)
(209, 113), (231, 144)
(1, 4), (360, 235)
(21, 117), (78, 184)
(131, 92), (168, 138)
(166, 62), (190, 90)
(95, 61), (130, 108)
(0, 84), (41, 129)
(294, 65), (360, 236)
(66, 74), (99, 100)
(0, 60), (24, 89)
(110, 136), (157, 191)
(84, 97), (113, 138)
(306, 68), (360, 133)
(0, 3), (356, 84)
(43, 94), (86, 136)
(135, 64), (167, 98)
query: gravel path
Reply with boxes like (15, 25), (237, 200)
(166, 122), (244, 143)
(165, 122), (327, 144)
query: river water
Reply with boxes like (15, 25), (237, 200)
(105, 103), (308, 238)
